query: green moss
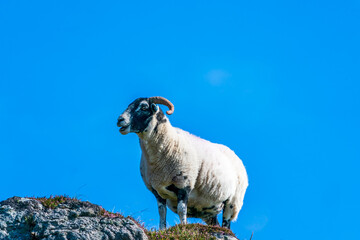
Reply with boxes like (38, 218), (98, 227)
(145, 223), (236, 240)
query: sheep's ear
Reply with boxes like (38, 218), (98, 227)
(151, 103), (159, 112)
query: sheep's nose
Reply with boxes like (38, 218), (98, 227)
(117, 116), (124, 126)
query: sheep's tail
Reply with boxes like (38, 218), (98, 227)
(230, 183), (248, 221)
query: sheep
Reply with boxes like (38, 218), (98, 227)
(117, 96), (248, 230)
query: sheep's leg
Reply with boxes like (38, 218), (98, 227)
(177, 187), (190, 224)
(166, 184), (191, 225)
(222, 218), (231, 229)
(204, 216), (220, 226)
(222, 201), (232, 229)
(157, 198), (167, 230)
(152, 190), (167, 230)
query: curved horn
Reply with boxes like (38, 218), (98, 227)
(149, 96), (174, 115)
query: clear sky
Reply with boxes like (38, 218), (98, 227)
(1, 1), (359, 239)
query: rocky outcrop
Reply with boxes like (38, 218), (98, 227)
(0, 196), (239, 240)
(0, 197), (148, 240)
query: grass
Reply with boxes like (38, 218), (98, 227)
(25, 195), (237, 240)
(146, 223), (236, 240)
(28, 195), (78, 209)
(28, 195), (125, 218)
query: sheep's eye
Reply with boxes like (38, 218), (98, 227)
(141, 105), (148, 111)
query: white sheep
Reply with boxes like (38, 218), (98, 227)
(117, 96), (248, 230)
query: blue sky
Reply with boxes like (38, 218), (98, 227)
(1, 1), (359, 239)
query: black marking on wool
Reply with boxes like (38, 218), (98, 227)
(187, 207), (216, 219)
(168, 202), (220, 219)
(166, 184), (190, 204)
(202, 205), (216, 211)
(153, 110), (167, 134)
(166, 184), (179, 195)
(156, 110), (166, 122)
(151, 188), (166, 205)
(221, 199), (232, 229)
(204, 216), (220, 226)
(172, 171), (188, 183)
(178, 186), (190, 204)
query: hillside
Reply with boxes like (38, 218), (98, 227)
(0, 196), (238, 240)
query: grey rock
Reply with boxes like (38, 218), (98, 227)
(0, 197), (148, 240)
(211, 232), (239, 240)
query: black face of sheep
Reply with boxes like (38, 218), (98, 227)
(117, 97), (174, 135)
(117, 98), (157, 135)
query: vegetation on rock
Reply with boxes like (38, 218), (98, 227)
(23, 195), (238, 240)
(29, 195), (78, 209)
(146, 223), (236, 240)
